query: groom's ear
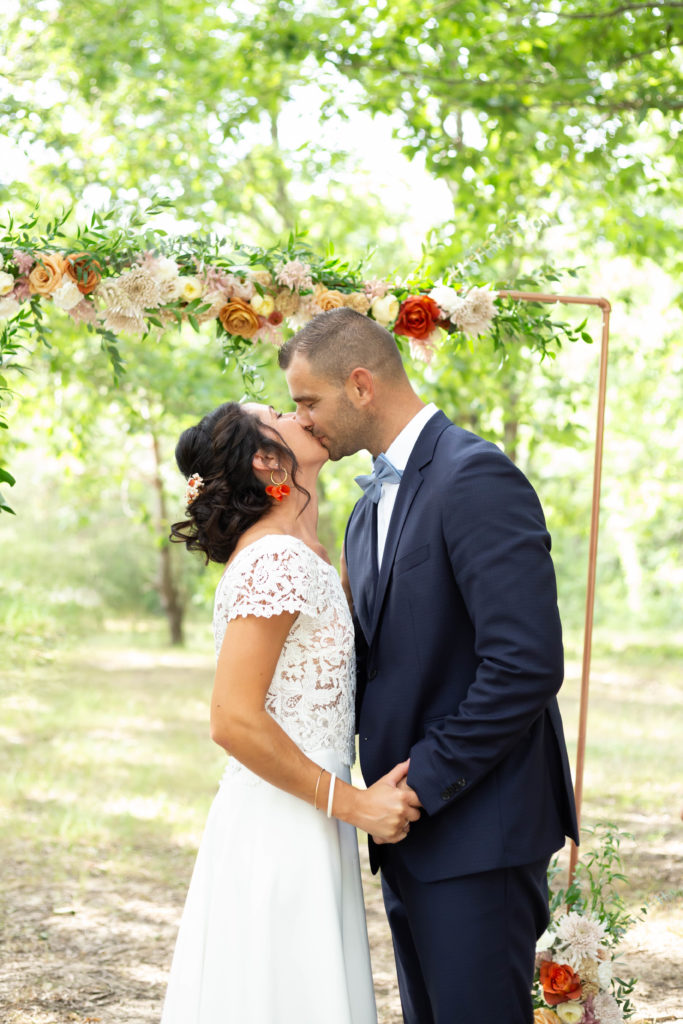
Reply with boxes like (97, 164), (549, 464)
(346, 367), (375, 407)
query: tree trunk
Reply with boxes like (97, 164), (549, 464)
(150, 429), (185, 645)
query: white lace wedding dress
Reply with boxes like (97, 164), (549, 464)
(160, 535), (377, 1024)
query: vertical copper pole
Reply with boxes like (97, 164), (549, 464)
(568, 299), (611, 883)
(496, 293), (612, 882)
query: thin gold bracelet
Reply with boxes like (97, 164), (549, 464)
(313, 766), (326, 810)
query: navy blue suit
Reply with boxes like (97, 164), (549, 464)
(344, 411), (578, 1023)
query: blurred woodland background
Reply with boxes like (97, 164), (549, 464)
(0, 2), (681, 1021)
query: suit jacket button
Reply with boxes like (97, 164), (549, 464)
(367, 668), (377, 680)
(440, 787), (453, 801)
(455, 777), (467, 790)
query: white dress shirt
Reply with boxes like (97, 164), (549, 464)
(376, 403), (438, 566)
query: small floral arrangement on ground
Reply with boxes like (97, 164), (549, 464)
(533, 825), (641, 1024)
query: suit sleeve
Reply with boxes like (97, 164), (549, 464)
(406, 444), (564, 816)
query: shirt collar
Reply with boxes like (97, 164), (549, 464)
(384, 403), (438, 472)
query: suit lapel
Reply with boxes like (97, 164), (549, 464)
(368, 411), (452, 640)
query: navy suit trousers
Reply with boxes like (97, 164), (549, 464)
(380, 855), (551, 1024)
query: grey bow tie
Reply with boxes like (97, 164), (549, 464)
(355, 454), (404, 503)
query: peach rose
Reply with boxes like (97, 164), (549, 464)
(218, 298), (261, 338)
(316, 287), (345, 311)
(534, 1010), (561, 1024)
(63, 252), (102, 294)
(539, 961), (582, 1007)
(28, 253), (65, 296)
(393, 294), (442, 340)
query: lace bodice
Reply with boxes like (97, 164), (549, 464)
(213, 535), (356, 767)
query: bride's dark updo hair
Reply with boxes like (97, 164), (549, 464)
(170, 402), (306, 564)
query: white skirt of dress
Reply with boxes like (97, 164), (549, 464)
(160, 749), (377, 1024)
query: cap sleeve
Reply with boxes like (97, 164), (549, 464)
(219, 539), (320, 624)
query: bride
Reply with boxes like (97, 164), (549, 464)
(162, 401), (421, 1024)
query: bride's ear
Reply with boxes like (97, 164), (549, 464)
(252, 450), (281, 474)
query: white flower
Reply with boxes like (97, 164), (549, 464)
(597, 959), (612, 989)
(287, 294), (318, 330)
(556, 1003), (584, 1023)
(554, 912), (608, 971)
(371, 293), (399, 326)
(592, 991), (623, 1024)
(408, 328), (441, 365)
(180, 276), (204, 302)
(52, 279), (83, 311)
(250, 292), (275, 317)
(0, 295), (20, 319)
(0, 271), (14, 296)
(149, 256), (181, 284)
(429, 282), (461, 318)
(536, 927), (556, 953)
(450, 285), (497, 337)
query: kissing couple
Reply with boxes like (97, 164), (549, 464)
(161, 307), (578, 1024)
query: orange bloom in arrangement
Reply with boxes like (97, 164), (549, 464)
(218, 298), (261, 338)
(539, 961), (582, 1006)
(28, 253), (65, 295)
(534, 1009), (561, 1024)
(393, 295), (442, 340)
(63, 252), (102, 294)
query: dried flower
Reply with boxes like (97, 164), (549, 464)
(343, 292), (372, 314)
(274, 289), (300, 317)
(12, 249), (35, 276)
(409, 329), (441, 365)
(449, 286), (496, 337)
(196, 290), (230, 324)
(275, 259), (313, 292)
(364, 278), (390, 302)
(249, 269), (273, 289)
(534, 1011), (561, 1024)
(591, 991), (623, 1024)
(115, 266), (162, 311)
(286, 294), (318, 330)
(554, 913), (608, 972)
(68, 299), (98, 325)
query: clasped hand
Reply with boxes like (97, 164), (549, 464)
(360, 759), (422, 844)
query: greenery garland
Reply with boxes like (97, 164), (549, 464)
(0, 199), (592, 514)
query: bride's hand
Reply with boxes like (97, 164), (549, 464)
(355, 760), (421, 844)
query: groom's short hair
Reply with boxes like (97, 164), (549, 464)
(278, 307), (406, 384)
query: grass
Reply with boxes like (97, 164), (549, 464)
(1, 619), (681, 903)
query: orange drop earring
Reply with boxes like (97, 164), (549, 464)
(265, 468), (290, 502)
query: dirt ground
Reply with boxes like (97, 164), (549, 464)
(1, 834), (681, 1024)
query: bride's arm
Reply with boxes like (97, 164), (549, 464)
(210, 612), (420, 843)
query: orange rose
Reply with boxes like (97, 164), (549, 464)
(28, 253), (65, 296)
(218, 298), (261, 338)
(63, 252), (102, 294)
(539, 961), (582, 1006)
(393, 295), (442, 340)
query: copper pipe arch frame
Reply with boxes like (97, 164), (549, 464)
(495, 292), (612, 884)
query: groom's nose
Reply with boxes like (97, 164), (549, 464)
(295, 405), (313, 429)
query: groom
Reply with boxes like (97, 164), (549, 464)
(280, 308), (578, 1024)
